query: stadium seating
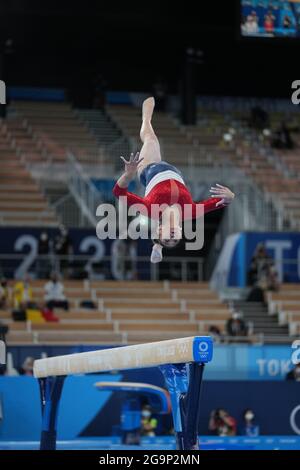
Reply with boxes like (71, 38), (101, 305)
(0, 119), (58, 226)
(11, 101), (111, 168)
(1, 281), (232, 345)
(268, 284), (300, 336)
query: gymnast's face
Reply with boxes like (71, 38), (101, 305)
(157, 223), (182, 248)
(157, 206), (182, 247)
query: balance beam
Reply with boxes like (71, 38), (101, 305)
(33, 336), (212, 378)
(34, 336), (213, 451)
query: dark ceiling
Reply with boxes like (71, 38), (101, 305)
(0, 0), (299, 97)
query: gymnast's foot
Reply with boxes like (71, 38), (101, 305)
(142, 97), (155, 122)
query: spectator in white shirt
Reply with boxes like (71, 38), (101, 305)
(44, 273), (69, 311)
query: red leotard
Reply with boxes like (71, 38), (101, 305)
(113, 179), (225, 220)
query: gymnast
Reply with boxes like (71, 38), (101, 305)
(113, 97), (235, 263)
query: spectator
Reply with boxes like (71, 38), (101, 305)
(250, 106), (269, 130)
(249, 243), (272, 283)
(13, 274), (34, 310)
(241, 409), (259, 436)
(243, 11), (259, 35)
(208, 408), (237, 436)
(226, 312), (247, 337)
(247, 242), (280, 299)
(19, 356), (34, 376)
(264, 10), (275, 34)
(0, 278), (10, 309)
(266, 262), (280, 292)
(44, 273), (69, 311)
(283, 15), (292, 29)
(37, 231), (50, 279)
(208, 325), (222, 343)
(286, 363), (300, 381)
(271, 121), (295, 150)
(54, 225), (73, 276)
(140, 404), (158, 437)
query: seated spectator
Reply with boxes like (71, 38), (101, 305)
(240, 409), (259, 436)
(247, 243), (272, 287)
(0, 278), (10, 309)
(208, 325), (222, 343)
(286, 363), (300, 381)
(208, 408), (237, 436)
(44, 273), (69, 311)
(266, 262), (280, 292)
(13, 274), (34, 310)
(19, 356), (34, 376)
(140, 404), (158, 437)
(226, 312), (247, 337)
(249, 106), (269, 130)
(271, 121), (295, 150)
(247, 243), (280, 303)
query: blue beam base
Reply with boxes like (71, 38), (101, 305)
(160, 362), (205, 450)
(38, 376), (66, 450)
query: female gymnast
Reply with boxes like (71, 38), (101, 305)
(113, 97), (235, 263)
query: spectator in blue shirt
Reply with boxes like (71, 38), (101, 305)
(241, 409), (259, 436)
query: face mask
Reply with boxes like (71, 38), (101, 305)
(245, 412), (254, 421)
(142, 411), (151, 418)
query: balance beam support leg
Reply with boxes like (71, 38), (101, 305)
(160, 362), (205, 450)
(38, 375), (66, 450)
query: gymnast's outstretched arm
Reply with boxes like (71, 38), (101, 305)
(192, 184), (235, 217)
(113, 152), (149, 210)
(116, 151), (143, 188)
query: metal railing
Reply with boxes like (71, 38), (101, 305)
(0, 253), (204, 282)
(212, 333), (295, 345)
(67, 153), (101, 226)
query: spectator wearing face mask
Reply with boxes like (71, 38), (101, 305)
(286, 363), (300, 381)
(226, 312), (247, 337)
(44, 272), (69, 311)
(241, 409), (259, 437)
(19, 356), (34, 376)
(140, 404), (158, 437)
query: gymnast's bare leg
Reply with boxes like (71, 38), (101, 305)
(137, 97), (162, 179)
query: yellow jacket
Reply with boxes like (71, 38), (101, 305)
(13, 282), (33, 309)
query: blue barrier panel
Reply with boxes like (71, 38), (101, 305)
(1, 377), (300, 440)
(8, 87), (65, 101)
(1, 435), (300, 450)
(213, 231), (300, 287)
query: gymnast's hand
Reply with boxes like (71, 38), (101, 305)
(209, 184), (235, 207)
(120, 152), (144, 178)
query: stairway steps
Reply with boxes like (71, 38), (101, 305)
(232, 300), (288, 337)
